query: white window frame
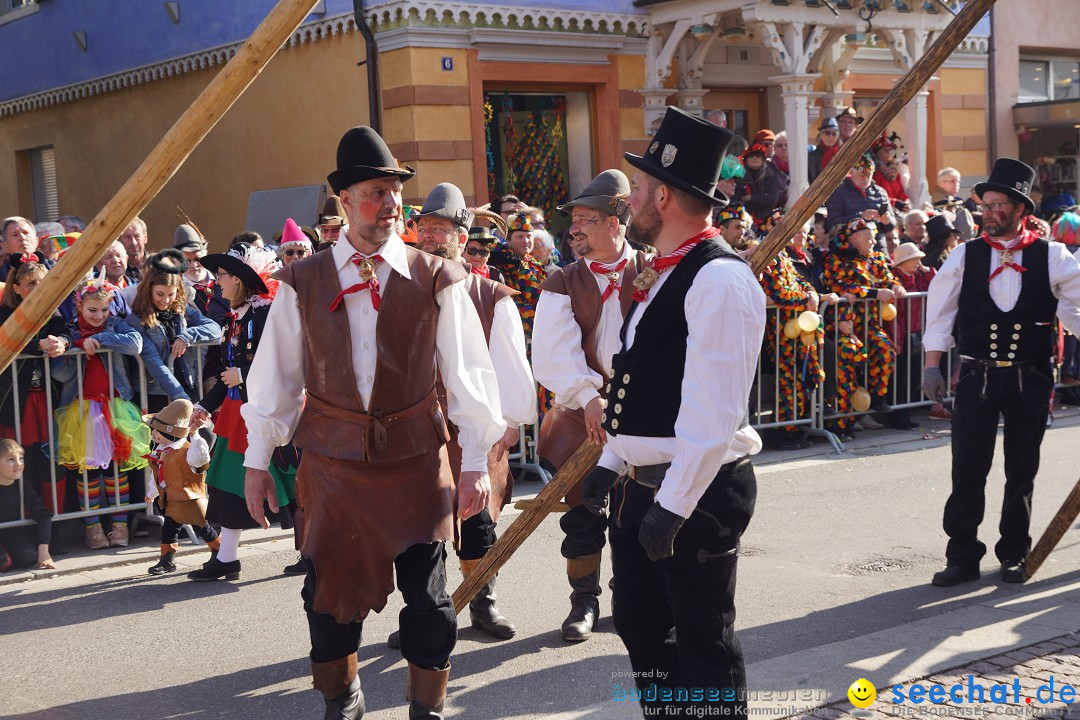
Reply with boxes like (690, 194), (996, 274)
(1019, 57), (1080, 104)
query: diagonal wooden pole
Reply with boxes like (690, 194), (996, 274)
(1025, 477), (1080, 580)
(453, 0), (999, 613)
(0, 0), (319, 372)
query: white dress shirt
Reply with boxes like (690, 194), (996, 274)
(924, 239), (1080, 353)
(242, 231), (505, 473)
(486, 294), (538, 427)
(532, 243), (635, 410)
(598, 256), (766, 519)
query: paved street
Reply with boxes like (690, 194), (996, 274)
(3, 408), (1080, 719)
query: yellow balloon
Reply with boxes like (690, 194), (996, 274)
(852, 387), (872, 413)
(783, 318), (801, 339)
(880, 302), (897, 321)
(798, 310), (820, 332)
(800, 331), (816, 347)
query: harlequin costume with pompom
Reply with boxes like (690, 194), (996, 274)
(823, 219), (898, 433)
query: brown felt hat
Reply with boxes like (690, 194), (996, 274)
(143, 399), (194, 437)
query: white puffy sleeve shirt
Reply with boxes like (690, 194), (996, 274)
(487, 294), (538, 427)
(242, 232), (505, 473)
(598, 256), (766, 518)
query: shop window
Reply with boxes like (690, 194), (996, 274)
(1018, 59), (1080, 103)
(28, 146), (58, 223)
(483, 91), (594, 233)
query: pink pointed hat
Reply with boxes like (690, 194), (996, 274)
(279, 218), (313, 251)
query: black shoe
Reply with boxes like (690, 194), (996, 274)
(469, 576), (516, 640)
(931, 564), (980, 587)
(887, 419), (919, 430)
(148, 554), (177, 575)
(562, 562), (601, 642)
(283, 555), (306, 576)
(324, 675), (364, 720)
(387, 630), (400, 650)
(1001, 560), (1028, 584)
(187, 557), (241, 582)
(766, 435), (804, 451)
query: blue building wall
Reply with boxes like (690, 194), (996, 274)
(0, 0), (642, 103)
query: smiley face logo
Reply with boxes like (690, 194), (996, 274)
(848, 678), (876, 708)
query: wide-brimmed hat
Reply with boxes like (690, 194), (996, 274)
(973, 158), (1036, 215)
(172, 224), (205, 254)
(556, 169), (631, 223)
(624, 106), (735, 207)
(200, 243), (282, 296)
(891, 242), (925, 267)
(142, 398), (194, 437)
(835, 107), (864, 124)
(327, 126), (415, 195)
(319, 195), (346, 226)
(417, 183), (473, 230)
(925, 214), (959, 242)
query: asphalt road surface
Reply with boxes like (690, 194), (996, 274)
(3, 411), (1080, 719)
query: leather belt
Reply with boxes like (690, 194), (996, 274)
(960, 355), (1032, 369)
(305, 388), (438, 452)
(630, 455), (751, 489)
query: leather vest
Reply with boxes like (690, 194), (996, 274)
(956, 238), (1057, 362)
(275, 246), (466, 462)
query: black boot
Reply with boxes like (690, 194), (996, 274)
(561, 553), (601, 642)
(461, 558), (515, 640)
(283, 554), (307, 576)
(148, 543), (178, 575)
(313, 655), (364, 720)
(405, 663), (449, 720)
(187, 557), (241, 582)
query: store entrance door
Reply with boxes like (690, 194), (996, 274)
(704, 88), (767, 141)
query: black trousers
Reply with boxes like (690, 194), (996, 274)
(608, 459), (756, 718)
(457, 509), (495, 561)
(560, 505), (609, 559)
(160, 514), (218, 546)
(944, 360), (1053, 569)
(304, 542), (456, 671)
(0, 526), (38, 571)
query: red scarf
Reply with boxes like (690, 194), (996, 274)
(632, 228), (718, 303)
(471, 264), (491, 279)
(74, 317), (110, 400)
(588, 258), (628, 302)
(984, 230), (1040, 281)
(329, 254), (384, 312)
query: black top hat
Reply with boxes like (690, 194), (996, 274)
(557, 169), (632, 223)
(327, 126), (416, 195)
(925, 214), (958, 242)
(417, 183), (473, 229)
(974, 158), (1036, 215)
(468, 226), (498, 246)
(200, 243), (281, 296)
(624, 107), (735, 207)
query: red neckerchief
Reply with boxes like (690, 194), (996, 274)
(984, 229), (1040, 281)
(588, 257), (629, 302)
(194, 279), (214, 296)
(788, 246), (807, 262)
(631, 228), (718, 303)
(471, 264), (491, 279)
(329, 254), (384, 312)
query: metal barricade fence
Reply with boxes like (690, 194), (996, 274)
(0, 339), (218, 538)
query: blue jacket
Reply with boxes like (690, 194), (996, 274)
(122, 306), (221, 401)
(825, 178), (892, 231)
(52, 316), (143, 405)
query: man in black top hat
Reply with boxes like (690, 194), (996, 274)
(923, 157), (1080, 587)
(579, 106), (766, 717)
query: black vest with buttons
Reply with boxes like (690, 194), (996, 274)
(602, 238), (743, 438)
(956, 237), (1057, 362)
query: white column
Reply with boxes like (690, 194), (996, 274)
(903, 89), (930, 209)
(772, 74), (817, 208)
(673, 88), (709, 117)
(639, 88), (675, 135)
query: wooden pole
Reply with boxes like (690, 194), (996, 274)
(751, 0), (997, 275)
(1025, 478), (1080, 579)
(0, 0), (319, 372)
(453, 0), (999, 612)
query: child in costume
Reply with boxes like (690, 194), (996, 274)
(52, 280), (149, 549)
(0, 438), (55, 572)
(823, 218), (905, 438)
(188, 243), (298, 582)
(0, 253), (70, 515)
(142, 399), (220, 575)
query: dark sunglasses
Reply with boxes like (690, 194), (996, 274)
(466, 247), (491, 258)
(283, 249), (309, 257)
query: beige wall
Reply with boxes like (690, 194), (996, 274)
(991, 1), (1080, 159)
(0, 31), (370, 252)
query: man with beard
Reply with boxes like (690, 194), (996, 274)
(381, 182), (535, 645)
(242, 127), (505, 720)
(532, 169), (646, 642)
(579, 107), (766, 718)
(924, 158), (1080, 588)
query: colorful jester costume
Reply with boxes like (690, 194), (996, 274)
(758, 251), (825, 437)
(488, 214), (548, 343)
(823, 219), (899, 433)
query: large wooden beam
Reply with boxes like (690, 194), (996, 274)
(453, 0), (999, 613)
(0, 0), (319, 372)
(1025, 477), (1080, 580)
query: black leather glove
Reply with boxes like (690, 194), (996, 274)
(639, 503), (686, 562)
(922, 366), (946, 402)
(581, 466), (619, 516)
